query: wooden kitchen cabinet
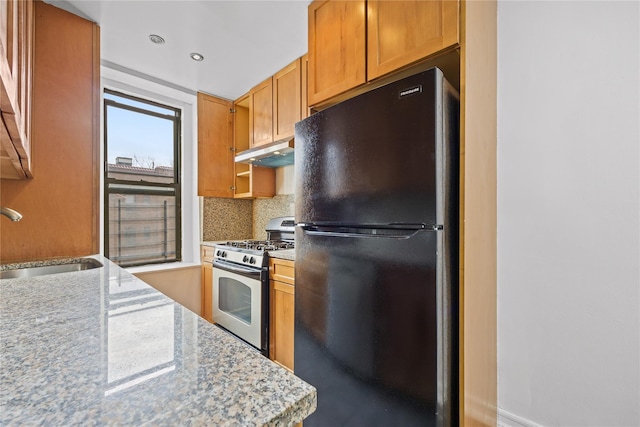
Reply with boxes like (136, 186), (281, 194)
(197, 91), (274, 199)
(197, 92), (234, 198)
(273, 58), (302, 141)
(201, 245), (215, 322)
(1, 1), (100, 263)
(307, 0), (460, 107)
(1, 0), (34, 179)
(367, 0), (459, 81)
(307, 0), (366, 107)
(250, 77), (273, 147)
(269, 258), (295, 371)
(233, 93), (275, 198)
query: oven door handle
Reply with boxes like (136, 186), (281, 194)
(213, 259), (263, 279)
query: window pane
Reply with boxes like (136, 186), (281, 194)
(104, 90), (181, 267)
(104, 92), (178, 116)
(107, 192), (177, 266)
(106, 104), (175, 182)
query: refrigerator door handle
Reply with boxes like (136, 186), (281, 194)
(298, 223), (432, 239)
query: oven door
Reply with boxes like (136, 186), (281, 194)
(212, 259), (267, 353)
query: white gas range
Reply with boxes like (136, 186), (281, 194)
(211, 217), (294, 356)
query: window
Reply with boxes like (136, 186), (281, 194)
(104, 89), (181, 267)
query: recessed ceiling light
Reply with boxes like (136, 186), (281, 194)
(190, 53), (204, 62)
(149, 34), (165, 44)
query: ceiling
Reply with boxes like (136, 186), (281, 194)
(46, 0), (310, 100)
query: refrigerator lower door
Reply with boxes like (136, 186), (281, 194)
(294, 226), (456, 427)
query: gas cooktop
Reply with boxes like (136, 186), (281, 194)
(213, 217), (295, 268)
(221, 240), (294, 252)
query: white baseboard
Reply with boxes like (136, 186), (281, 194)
(498, 409), (543, 427)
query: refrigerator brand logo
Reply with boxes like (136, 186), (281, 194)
(399, 85), (422, 98)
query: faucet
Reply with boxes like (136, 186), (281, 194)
(0, 207), (23, 221)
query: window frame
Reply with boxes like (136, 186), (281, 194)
(103, 88), (182, 267)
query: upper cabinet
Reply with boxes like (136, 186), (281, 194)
(1, 0), (34, 179)
(197, 92), (234, 198)
(308, 0), (366, 107)
(367, 0), (459, 80)
(197, 91), (274, 199)
(307, 0), (460, 107)
(233, 93), (275, 198)
(197, 55), (306, 199)
(250, 77), (273, 147)
(273, 58), (302, 141)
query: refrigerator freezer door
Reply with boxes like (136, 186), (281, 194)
(294, 68), (458, 228)
(294, 226), (456, 426)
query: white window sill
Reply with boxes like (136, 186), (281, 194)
(126, 261), (201, 275)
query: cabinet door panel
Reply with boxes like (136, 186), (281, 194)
(308, 0), (366, 106)
(197, 93), (234, 198)
(273, 58), (301, 141)
(367, 0), (459, 80)
(250, 77), (273, 147)
(201, 264), (213, 322)
(271, 279), (295, 371)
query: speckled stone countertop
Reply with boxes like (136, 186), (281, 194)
(267, 249), (295, 262)
(0, 255), (315, 426)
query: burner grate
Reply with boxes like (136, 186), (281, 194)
(222, 240), (294, 252)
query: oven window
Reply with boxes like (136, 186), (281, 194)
(219, 278), (252, 325)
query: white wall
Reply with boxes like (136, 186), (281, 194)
(276, 164), (295, 195)
(497, 2), (639, 426)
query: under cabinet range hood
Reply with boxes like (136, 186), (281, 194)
(234, 137), (294, 167)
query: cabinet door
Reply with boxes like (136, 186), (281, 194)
(273, 58), (301, 141)
(197, 92), (234, 198)
(201, 263), (213, 322)
(367, 0), (459, 81)
(271, 279), (295, 371)
(308, 0), (366, 107)
(1, 0), (34, 179)
(250, 77), (273, 147)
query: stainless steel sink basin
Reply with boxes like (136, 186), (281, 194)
(0, 258), (103, 279)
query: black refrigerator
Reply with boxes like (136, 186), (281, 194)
(294, 68), (459, 427)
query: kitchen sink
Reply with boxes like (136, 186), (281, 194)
(0, 258), (103, 280)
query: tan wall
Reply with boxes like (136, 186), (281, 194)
(133, 266), (201, 314)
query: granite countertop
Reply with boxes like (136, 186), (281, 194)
(0, 255), (315, 426)
(267, 249), (295, 262)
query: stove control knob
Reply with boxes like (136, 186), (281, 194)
(221, 251), (227, 258)
(249, 257), (256, 265)
(243, 255), (249, 263)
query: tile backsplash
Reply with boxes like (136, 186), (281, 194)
(202, 198), (252, 241)
(253, 194), (295, 240)
(202, 194), (294, 241)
